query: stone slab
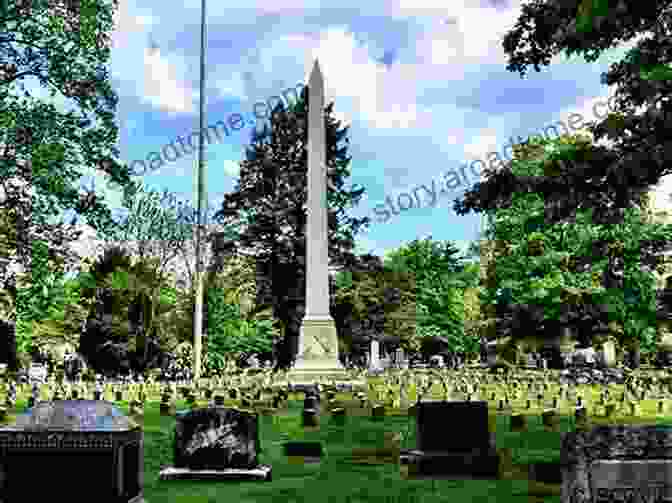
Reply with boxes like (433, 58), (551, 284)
(561, 425), (672, 503)
(590, 460), (672, 503)
(399, 448), (500, 480)
(158, 465), (272, 481)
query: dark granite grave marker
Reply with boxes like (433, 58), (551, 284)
(417, 401), (490, 452)
(159, 406), (271, 481)
(283, 441), (324, 464)
(0, 400), (143, 503)
(400, 401), (499, 480)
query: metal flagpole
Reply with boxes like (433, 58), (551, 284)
(193, 0), (207, 382)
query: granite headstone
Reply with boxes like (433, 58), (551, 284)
(0, 400), (143, 503)
(400, 401), (499, 479)
(159, 406), (271, 481)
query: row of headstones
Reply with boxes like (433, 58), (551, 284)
(8, 364), (670, 401)
(364, 365), (672, 393)
(5, 365), (671, 420)
(360, 368), (672, 421)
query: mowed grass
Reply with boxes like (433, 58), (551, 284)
(8, 397), (672, 503)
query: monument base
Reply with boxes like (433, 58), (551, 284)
(280, 316), (363, 387)
(159, 465), (272, 481)
(286, 366), (350, 385)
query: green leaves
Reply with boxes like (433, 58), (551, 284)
(476, 133), (671, 350)
(380, 237), (479, 355)
(202, 286), (275, 373)
(2, 0), (139, 361)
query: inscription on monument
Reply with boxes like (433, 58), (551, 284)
(561, 426), (672, 503)
(592, 484), (671, 503)
(589, 460), (672, 503)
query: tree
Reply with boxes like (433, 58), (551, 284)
(454, 0), (672, 360)
(382, 237), (480, 356)
(332, 253), (417, 359)
(202, 284), (277, 374)
(14, 238), (76, 357)
(26, 276), (92, 365)
(77, 245), (177, 375)
(473, 134), (672, 361)
(462, 263), (482, 341)
(100, 179), (217, 367)
(104, 179), (198, 282)
(212, 86), (370, 369)
(457, 0), (672, 222)
(1, 0), (137, 363)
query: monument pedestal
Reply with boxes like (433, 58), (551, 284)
(283, 318), (363, 388)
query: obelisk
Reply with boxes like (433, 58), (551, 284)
(290, 59), (345, 382)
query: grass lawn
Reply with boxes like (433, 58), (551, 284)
(8, 397), (672, 503)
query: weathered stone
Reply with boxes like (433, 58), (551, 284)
(0, 400), (143, 502)
(14, 400), (135, 430)
(173, 407), (261, 470)
(561, 425), (672, 503)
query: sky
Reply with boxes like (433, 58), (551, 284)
(17, 0), (672, 275)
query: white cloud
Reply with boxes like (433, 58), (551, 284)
(111, 0), (157, 50)
(143, 46), (195, 114)
(463, 128), (500, 162)
(391, 0), (523, 67)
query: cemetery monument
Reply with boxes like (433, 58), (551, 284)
(0, 400), (144, 503)
(285, 59), (357, 385)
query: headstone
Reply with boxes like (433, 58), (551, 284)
(159, 407), (271, 481)
(395, 348), (404, 368)
(283, 441), (324, 464)
(0, 400), (143, 502)
(303, 393), (320, 427)
(562, 425), (672, 503)
(369, 340), (381, 371)
(600, 340), (617, 368)
(247, 355), (259, 369)
(526, 353), (537, 369)
(400, 401), (499, 479)
(510, 413), (527, 433)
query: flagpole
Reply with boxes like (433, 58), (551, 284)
(193, 0), (207, 382)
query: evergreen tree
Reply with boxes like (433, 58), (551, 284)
(212, 86), (370, 369)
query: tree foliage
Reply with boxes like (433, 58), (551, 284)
(1, 0), (137, 364)
(457, 0), (672, 224)
(332, 253), (417, 356)
(453, 0), (672, 358)
(77, 245), (177, 374)
(382, 237), (480, 356)
(475, 134), (672, 356)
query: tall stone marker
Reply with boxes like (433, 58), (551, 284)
(289, 59), (346, 384)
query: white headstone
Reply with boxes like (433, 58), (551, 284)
(601, 340), (617, 367)
(395, 348), (404, 368)
(369, 340), (381, 370)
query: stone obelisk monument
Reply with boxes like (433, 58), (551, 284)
(288, 59), (348, 384)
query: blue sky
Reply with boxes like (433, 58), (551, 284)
(20, 0), (672, 272)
